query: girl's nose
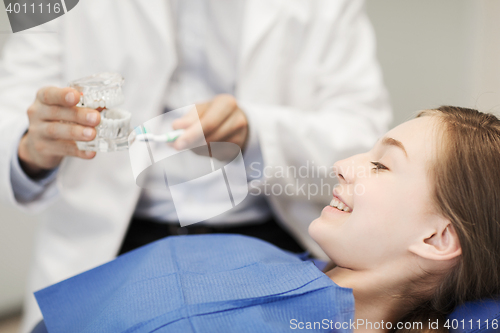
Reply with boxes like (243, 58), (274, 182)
(333, 155), (361, 184)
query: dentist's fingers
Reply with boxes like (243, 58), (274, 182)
(35, 104), (101, 127)
(32, 139), (96, 159)
(203, 111), (247, 143)
(171, 104), (208, 130)
(172, 121), (206, 150)
(197, 95), (235, 137)
(19, 86), (100, 177)
(37, 121), (97, 141)
(172, 94), (248, 151)
(36, 86), (80, 107)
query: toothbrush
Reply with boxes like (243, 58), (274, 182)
(136, 129), (185, 143)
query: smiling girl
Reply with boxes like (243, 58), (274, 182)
(310, 105), (500, 332)
(34, 106), (500, 333)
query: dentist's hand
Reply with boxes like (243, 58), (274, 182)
(171, 94), (249, 151)
(18, 87), (101, 178)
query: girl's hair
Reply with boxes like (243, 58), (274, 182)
(394, 106), (500, 333)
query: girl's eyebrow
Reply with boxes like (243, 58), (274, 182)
(381, 137), (408, 158)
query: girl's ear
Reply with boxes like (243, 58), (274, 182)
(408, 219), (462, 261)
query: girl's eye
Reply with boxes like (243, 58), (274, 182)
(371, 161), (389, 172)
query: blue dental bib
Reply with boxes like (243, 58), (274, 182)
(35, 234), (355, 333)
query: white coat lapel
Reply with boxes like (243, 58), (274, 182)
(133, 0), (177, 80)
(133, 0), (174, 47)
(239, 0), (283, 70)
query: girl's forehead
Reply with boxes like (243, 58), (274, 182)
(385, 116), (440, 161)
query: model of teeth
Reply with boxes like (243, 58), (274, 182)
(70, 72), (125, 109)
(97, 109), (131, 139)
(329, 197), (352, 212)
(70, 72), (132, 152)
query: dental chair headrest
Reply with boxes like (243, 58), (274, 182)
(447, 298), (500, 333)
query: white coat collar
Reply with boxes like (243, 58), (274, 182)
(134, 0), (284, 74)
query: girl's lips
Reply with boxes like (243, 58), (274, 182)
(332, 190), (352, 211)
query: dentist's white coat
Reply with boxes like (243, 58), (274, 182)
(0, 0), (391, 331)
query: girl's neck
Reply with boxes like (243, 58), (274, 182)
(326, 266), (412, 332)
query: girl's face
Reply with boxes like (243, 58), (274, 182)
(309, 116), (441, 270)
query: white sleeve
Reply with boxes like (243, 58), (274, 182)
(10, 128), (59, 203)
(0, 20), (63, 210)
(239, 0), (392, 195)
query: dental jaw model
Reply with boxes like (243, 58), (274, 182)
(70, 73), (131, 152)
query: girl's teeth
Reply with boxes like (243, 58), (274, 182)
(329, 198), (351, 212)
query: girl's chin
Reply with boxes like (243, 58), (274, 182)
(309, 206), (351, 238)
(309, 216), (336, 242)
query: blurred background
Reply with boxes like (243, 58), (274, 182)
(1, 1), (499, 332)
